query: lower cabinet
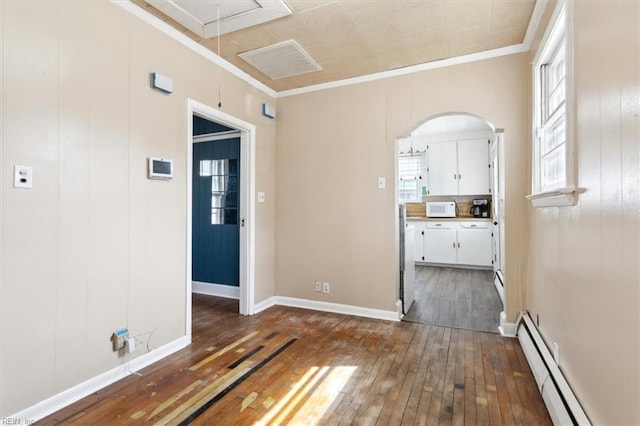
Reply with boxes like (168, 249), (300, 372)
(456, 224), (492, 266)
(414, 220), (492, 267)
(424, 226), (457, 264)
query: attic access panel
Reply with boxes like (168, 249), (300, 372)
(145, 0), (292, 38)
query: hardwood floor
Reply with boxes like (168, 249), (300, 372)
(403, 267), (502, 334)
(39, 294), (550, 425)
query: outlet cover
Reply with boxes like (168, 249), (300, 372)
(314, 281), (322, 292)
(322, 282), (330, 294)
(14, 165), (33, 189)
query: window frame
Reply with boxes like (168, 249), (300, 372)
(528, 0), (580, 207)
(398, 153), (423, 203)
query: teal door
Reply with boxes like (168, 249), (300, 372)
(192, 138), (240, 286)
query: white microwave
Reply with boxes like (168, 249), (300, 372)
(426, 202), (457, 218)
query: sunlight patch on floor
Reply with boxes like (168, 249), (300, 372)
(256, 366), (357, 424)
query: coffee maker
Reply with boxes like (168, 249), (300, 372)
(471, 199), (489, 218)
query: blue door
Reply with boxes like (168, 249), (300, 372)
(192, 138), (240, 287)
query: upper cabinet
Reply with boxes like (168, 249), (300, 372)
(426, 138), (490, 196)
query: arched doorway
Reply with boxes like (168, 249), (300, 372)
(396, 112), (506, 333)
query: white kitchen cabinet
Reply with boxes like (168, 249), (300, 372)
(426, 139), (490, 196)
(424, 224), (457, 264)
(425, 141), (457, 195)
(419, 221), (492, 268)
(457, 223), (493, 266)
(412, 221), (427, 262)
(457, 139), (490, 195)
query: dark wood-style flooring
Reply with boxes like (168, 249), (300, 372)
(39, 294), (550, 425)
(404, 267), (502, 334)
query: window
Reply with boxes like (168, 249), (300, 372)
(398, 154), (422, 202)
(200, 159), (238, 224)
(530, 2), (578, 207)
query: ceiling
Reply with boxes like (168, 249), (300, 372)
(133, 0), (537, 92)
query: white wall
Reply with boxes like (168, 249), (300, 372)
(275, 53), (530, 318)
(0, 1), (276, 415)
(527, 1), (640, 424)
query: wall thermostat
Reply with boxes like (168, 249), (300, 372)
(148, 157), (173, 180)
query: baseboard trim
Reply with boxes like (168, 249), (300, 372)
(275, 296), (400, 322)
(10, 336), (190, 423)
(498, 311), (517, 337)
(253, 296), (276, 314)
(192, 281), (240, 299)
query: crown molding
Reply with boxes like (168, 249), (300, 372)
(111, 0), (277, 99)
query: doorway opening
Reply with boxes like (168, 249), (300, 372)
(186, 99), (256, 340)
(396, 112), (505, 334)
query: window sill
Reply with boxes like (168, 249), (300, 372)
(526, 186), (585, 208)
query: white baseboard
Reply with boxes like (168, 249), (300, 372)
(10, 336), (190, 423)
(192, 281), (240, 299)
(253, 296), (276, 314)
(498, 311), (517, 337)
(275, 296), (400, 322)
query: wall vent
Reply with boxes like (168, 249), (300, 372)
(238, 40), (322, 80)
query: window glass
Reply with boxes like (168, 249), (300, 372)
(208, 159), (238, 225)
(534, 5), (569, 195)
(398, 154), (422, 202)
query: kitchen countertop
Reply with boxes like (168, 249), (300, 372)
(407, 216), (493, 222)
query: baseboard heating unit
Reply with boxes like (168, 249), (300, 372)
(516, 313), (591, 425)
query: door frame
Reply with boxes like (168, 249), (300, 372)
(395, 112), (506, 327)
(186, 99), (256, 339)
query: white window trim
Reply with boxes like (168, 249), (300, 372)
(528, 0), (583, 207)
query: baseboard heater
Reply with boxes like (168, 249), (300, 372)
(516, 313), (591, 425)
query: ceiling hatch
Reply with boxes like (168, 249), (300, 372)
(238, 40), (322, 80)
(144, 0), (292, 38)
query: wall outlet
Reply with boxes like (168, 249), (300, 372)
(322, 282), (330, 294)
(126, 337), (136, 354)
(14, 165), (33, 189)
(553, 342), (559, 365)
(112, 328), (129, 351)
(314, 281), (322, 292)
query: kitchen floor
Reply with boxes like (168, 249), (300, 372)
(404, 266), (502, 333)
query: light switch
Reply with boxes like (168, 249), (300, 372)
(14, 165), (33, 189)
(258, 192), (266, 203)
(377, 177), (386, 190)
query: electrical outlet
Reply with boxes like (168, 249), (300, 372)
(553, 342), (559, 365)
(112, 328), (129, 351)
(322, 282), (330, 294)
(314, 281), (322, 292)
(126, 337), (136, 354)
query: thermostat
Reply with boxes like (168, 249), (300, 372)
(148, 157), (173, 180)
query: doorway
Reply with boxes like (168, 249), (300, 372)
(396, 112), (505, 333)
(186, 99), (256, 340)
(192, 123), (241, 290)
